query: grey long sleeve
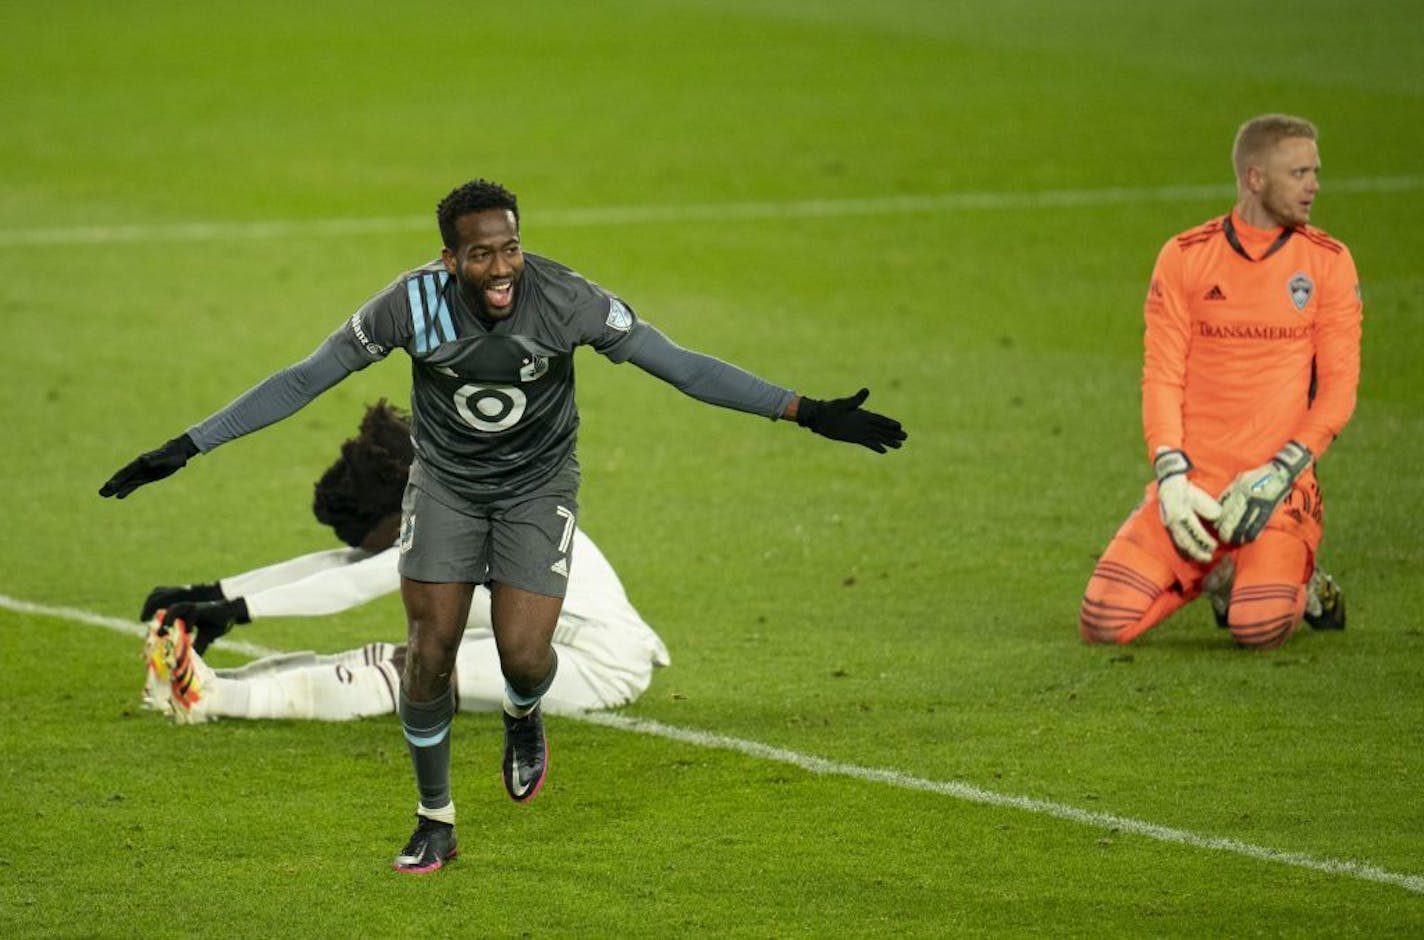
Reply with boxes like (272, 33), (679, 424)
(624, 324), (794, 419)
(186, 332), (357, 453)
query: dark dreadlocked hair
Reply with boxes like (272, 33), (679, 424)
(312, 399), (414, 548)
(436, 178), (520, 251)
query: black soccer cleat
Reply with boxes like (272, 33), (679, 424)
(1304, 569), (1346, 631)
(502, 705), (548, 803)
(392, 815), (458, 874)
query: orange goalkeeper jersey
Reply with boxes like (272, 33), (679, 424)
(1141, 209), (1362, 493)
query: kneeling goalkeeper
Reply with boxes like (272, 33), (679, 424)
(1079, 114), (1358, 650)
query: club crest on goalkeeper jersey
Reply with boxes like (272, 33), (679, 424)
(1140, 210), (1362, 493)
(330, 253), (645, 500)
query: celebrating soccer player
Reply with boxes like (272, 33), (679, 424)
(100, 179), (907, 873)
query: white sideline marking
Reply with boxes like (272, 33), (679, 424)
(0, 593), (277, 660)
(579, 711), (1424, 896)
(0, 177), (1418, 247)
(3, 590), (1421, 895)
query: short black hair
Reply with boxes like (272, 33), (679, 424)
(437, 178), (520, 251)
(312, 399), (414, 548)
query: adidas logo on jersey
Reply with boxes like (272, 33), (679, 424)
(1203, 285), (1228, 301)
(549, 557), (569, 578)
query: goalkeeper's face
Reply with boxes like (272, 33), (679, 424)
(1258, 136), (1320, 228)
(442, 208), (525, 321)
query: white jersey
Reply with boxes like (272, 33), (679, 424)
(208, 528), (669, 715)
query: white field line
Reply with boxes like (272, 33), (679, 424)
(3, 590), (1421, 896)
(577, 710), (1424, 896)
(0, 593), (278, 660)
(0, 177), (1419, 247)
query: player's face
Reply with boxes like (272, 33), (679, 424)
(442, 208), (524, 320)
(1257, 137), (1320, 227)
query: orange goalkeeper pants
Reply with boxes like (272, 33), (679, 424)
(1079, 499), (1315, 650)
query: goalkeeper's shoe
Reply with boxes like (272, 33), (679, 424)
(1202, 555), (1235, 630)
(162, 618), (217, 724)
(502, 705), (548, 803)
(392, 815), (458, 874)
(142, 617), (174, 715)
(1304, 568), (1346, 631)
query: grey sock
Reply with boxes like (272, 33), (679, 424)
(399, 685), (458, 811)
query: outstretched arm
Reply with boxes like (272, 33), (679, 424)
(147, 547), (401, 654)
(624, 324), (795, 417)
(231, 547), (401, 618)
(625, 325), (906, 452)
(99, 333), (358, 499)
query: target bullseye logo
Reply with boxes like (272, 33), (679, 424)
(453, 385), (527, 432)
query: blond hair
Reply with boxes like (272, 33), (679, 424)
(1232, 114), (1318, 183)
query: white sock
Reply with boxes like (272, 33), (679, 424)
(418, 801), (456, 825)
(215, 651), (320, 679)
(318, 642), (398, 668)
(214, 642), (397, 680)
(206, 661), (400, 720)
(502, 692), (537, 719)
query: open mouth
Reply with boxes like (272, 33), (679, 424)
(484, 281), (514, 310)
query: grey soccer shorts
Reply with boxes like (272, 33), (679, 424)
(398, 459), (580, 597)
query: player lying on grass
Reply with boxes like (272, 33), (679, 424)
(142, 401), (668, 722)
(1080, 113), (1353, 650)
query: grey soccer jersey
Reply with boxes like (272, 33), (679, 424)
(331, 254), (641, 499)
(186, 252), (796, 500)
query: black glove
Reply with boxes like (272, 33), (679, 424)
(795, 388), (907, 453)
(161, 597), (251, 655)
(99, 433), (200, 499)
(140, 582), (225, 623)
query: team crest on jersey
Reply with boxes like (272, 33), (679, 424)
(606, 298), (634, 332)
(1288, 273), (1314, 311)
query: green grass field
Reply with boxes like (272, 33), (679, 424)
(2, 1), (1422, 935)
